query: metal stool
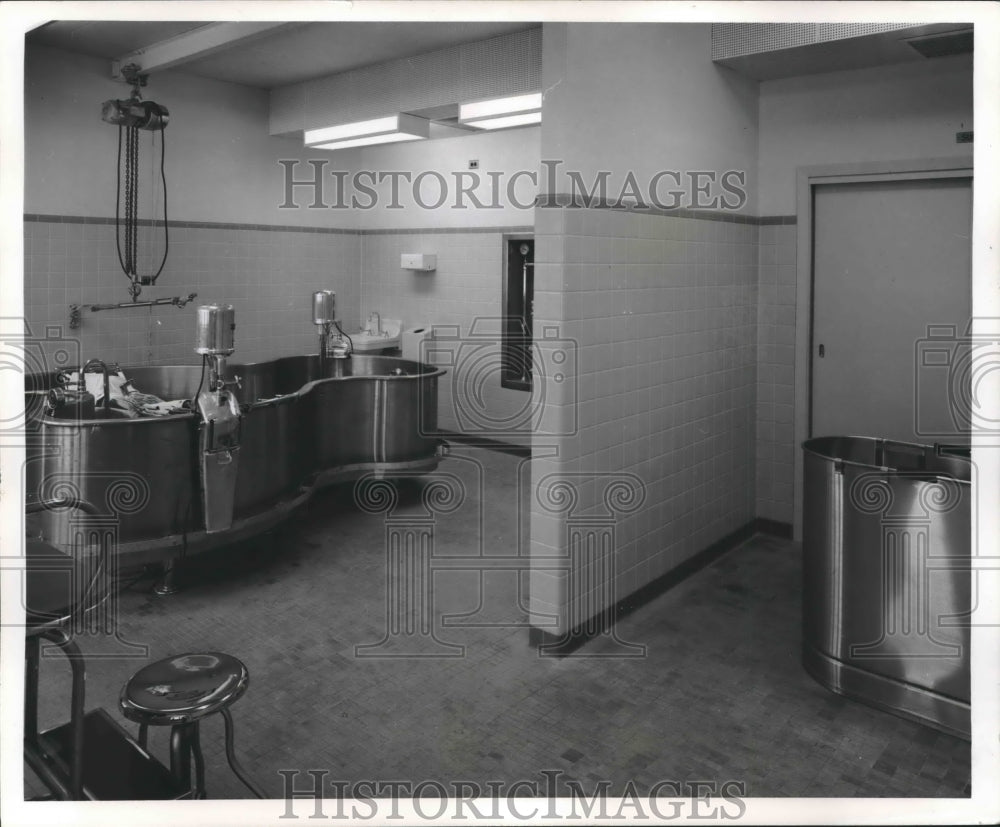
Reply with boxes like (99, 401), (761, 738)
(119, 652), (264, 799)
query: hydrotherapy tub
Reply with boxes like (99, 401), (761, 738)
(802, 436), (971, 739)
(25, 355), (445, 565)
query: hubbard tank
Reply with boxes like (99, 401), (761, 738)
(24, 294), (445, 569)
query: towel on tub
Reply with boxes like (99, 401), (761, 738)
(117, 391), (190, 418)
(66, 369), (191, 417)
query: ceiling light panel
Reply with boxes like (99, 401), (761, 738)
(459, 92), (542, 123)
(463, 111), (542, 131)
(311, 133), (427, 151)
(304, 113), (429, 148)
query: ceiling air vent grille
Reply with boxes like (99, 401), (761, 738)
(711, 23), (814, 60)
(817, 22), (916, 41)
(711, 22), (916, 61)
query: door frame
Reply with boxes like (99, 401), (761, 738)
(501, 232), (535, 392)
(792, 156), (973, 540)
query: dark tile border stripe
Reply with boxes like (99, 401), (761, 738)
(362, 225), (535, 236)
(23, 214), (536, 237)
(529, 520), (757, 655)
(529, 517), (794, 656)
(24, 214), (357, 235)
(755, 517), (793, 539)
(25, 213), (794, 234)
(537, 195), (754, 224)
(536, 194), (796, 226)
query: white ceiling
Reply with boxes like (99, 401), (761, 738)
(715, 23), (973, 81)
(28, 20), (207, 59)
(27, 21), (540, 89)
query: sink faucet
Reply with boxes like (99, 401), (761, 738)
(82, 358), (110, 408)
(368, 311), (381, 336)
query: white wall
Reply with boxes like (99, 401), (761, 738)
(541, 23), (759, 212)
(352, 127), (539, 230)
(757, 55), (973, 215)
(24, 44), (355, 229)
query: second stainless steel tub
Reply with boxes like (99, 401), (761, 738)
(802, 436), (972, 739)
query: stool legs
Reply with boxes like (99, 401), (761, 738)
(138, 717), (258, 799)
(170, 721), (205, 799)
(220, 708), (264, 799)
(166, 723), (207, 799)
(190, 725), (206, 799)
(168, 725), (192, 792)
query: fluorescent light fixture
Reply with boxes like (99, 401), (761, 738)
(312, 133), (425, 151)
(459, 93), (542, 122)
(461, 111), (542, 131)
(304, 113), (429, 150)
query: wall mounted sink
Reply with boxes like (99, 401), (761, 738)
(351, 317), (401, 352)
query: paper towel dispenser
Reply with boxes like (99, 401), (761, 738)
(401, 253), (436, 271)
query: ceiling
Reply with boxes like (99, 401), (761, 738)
(27, 20), (206, 59)
(714, 23), (974, 81)
(27, 21), (540, 89)
(28, 19), (971, 91)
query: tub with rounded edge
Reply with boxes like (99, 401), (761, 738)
(802, 435), (971, 739)
(25, 355), (445, 565)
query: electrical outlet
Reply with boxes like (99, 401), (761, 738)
(468, 159), (479, 170)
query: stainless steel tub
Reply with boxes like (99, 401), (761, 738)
(25, 355), (444, 565)
(802, 436), (971, 739)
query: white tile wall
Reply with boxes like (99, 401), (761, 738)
(531, 205), (759, 633)
(23, 219), (361, 370)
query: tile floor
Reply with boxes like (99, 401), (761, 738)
(25, 447), (970, 802)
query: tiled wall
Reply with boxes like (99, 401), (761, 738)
(360, 228), (535, 445)
(530, 205), (759, 634)
(23, 217), (532, 443)
(756, 220), (798, 525)
(24, 210), (799, 571)
(23, 217), (361, 371)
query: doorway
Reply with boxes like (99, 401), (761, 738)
(810, 176), (973, 443)
(791, 157), (973, 540)
(502, 236), (534, 392)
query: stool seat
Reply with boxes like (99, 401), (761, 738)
(120, 653), (249, 726)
